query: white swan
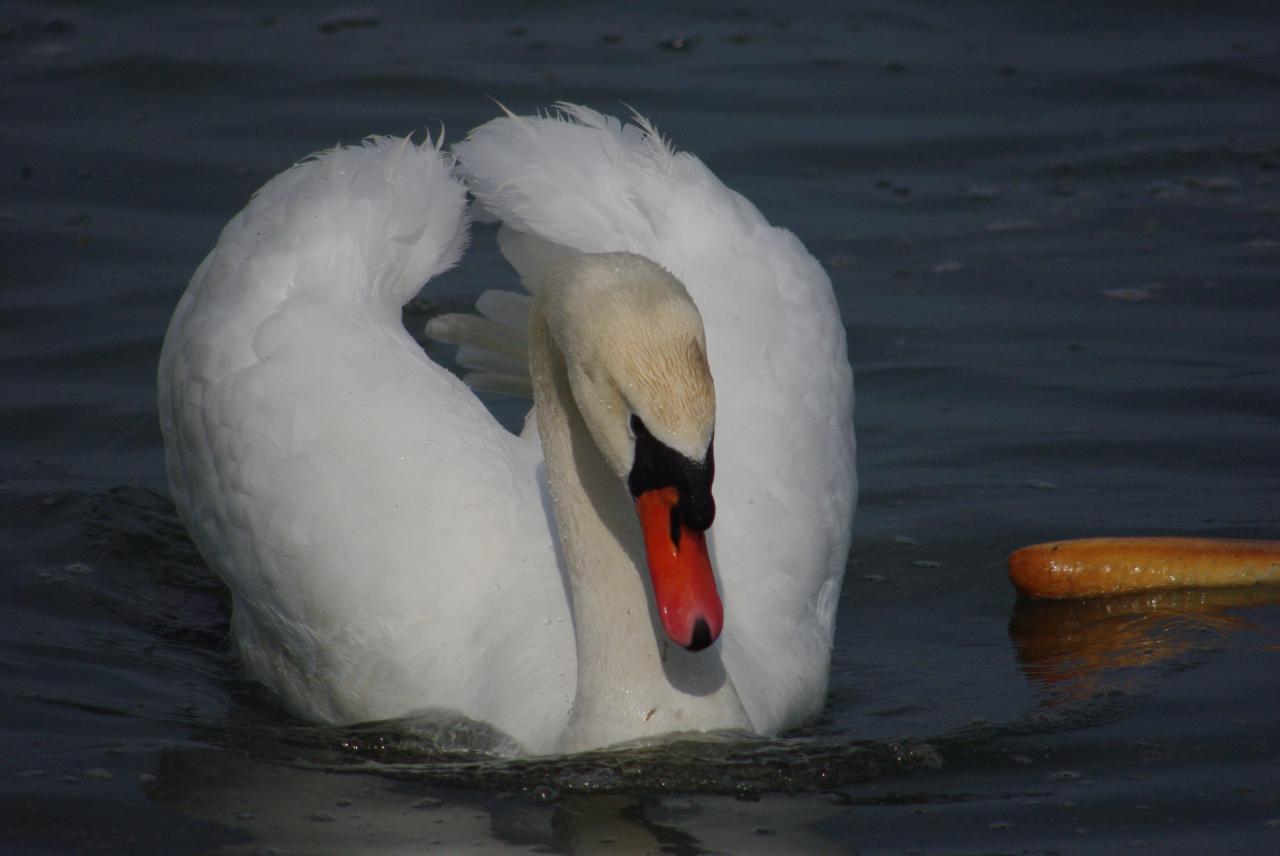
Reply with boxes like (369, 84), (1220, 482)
(157, 105), (856, 756)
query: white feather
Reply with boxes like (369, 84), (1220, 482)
(159, 133), (573, 753)
(457, 106), (857, 732)
(159, 107), (856, 754)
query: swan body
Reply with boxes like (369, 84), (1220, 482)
(158, 106), (856, 755)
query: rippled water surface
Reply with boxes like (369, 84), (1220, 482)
(4, 1), (1280, 852)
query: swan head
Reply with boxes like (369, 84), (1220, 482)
(540, 252), (722, 651)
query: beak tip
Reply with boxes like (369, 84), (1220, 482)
(684, 617), (716, 652)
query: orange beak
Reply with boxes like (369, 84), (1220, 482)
(635, 486), (723, 651)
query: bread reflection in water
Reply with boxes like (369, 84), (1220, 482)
(1008, 586), (1280, 704)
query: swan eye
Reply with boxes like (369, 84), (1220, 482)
(630, 413), (652, 441)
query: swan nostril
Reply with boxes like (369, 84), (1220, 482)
(685, 617), (714, 651)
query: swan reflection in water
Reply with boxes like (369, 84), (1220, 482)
(1008, 585), (1280, 705)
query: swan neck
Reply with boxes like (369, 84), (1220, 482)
(528, 305), (651, 673)
(528, 278), (750, 752)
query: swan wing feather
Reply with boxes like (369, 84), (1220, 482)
(158, 135), (574, 751)
(457, 105), (857, 733)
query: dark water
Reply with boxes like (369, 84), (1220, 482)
(4, 0), (1280, 852)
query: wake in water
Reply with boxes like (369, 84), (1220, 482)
(50, 485), (1275, 796)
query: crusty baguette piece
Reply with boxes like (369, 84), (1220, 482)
(1009, 537), (1280, 599)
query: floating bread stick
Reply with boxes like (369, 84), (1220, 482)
(1009, 537), (1280, 599)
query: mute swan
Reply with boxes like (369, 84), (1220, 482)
(157, 105), (856, 756)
